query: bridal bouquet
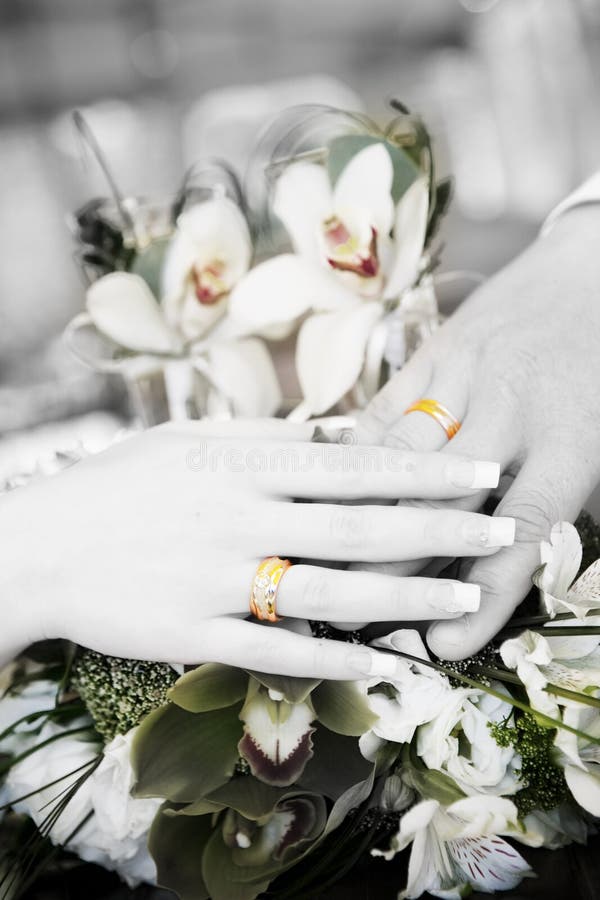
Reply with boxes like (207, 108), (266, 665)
(1, 516), (600, 899)
(64, 102), (450, 424)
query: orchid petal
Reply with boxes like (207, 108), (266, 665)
(162, 198), (251, 302)
(383, 177), (429, 300)
(238, 689), (315, 787)
(332, 143), (395, 237)
(295, 303), (383, 417)
(272, 163), (332, 261)
(202, 337), (282, 418)
(86, 273), (178, 354)
(167, 289), (229, 342)
(228, 254), (356, 334)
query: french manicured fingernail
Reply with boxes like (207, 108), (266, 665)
(463, 515), (516, 548)
(347, 649), (398, 678)
(446, 460), (500, 490)
(428, 582), (480, 614)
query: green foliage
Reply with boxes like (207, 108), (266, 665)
(131, 701), (243, 802)
(169, 664), (248, 713)
(489, 712), (567, 817)
(72, 651), (178, 741)
(326, 134), (421, 207)
(129, 236), (170, 299)
(400, 744), (465, 807)
(310, 680), (378, 737)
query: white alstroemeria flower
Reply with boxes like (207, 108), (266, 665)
(534, 521), (600, 619)
(374, 796), (531, 899)
(228, 142), (430, 418)
(500, 620), (600, 719)
(554, 704), (600, 818)
(79, 198), (281, 417)
(417, 690), (521, 798)
(359, 631), (457, 755)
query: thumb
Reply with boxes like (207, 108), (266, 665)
(426, 453), (594, 660)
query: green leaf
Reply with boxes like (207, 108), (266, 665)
(311, 680), (377, 736)
(246, 671), (321, 704)
(326, 135), (420, 207)
(298, 726), (372, 800)
(131, 702), (242, 802)
(206, 777), (284, 821)
(425, 176), (453, 244)
(323, 761), (377, 835)
(148, 804), (212, 900)
(202, 827), (273, 900)
(401, 744), (465, 806)
(169, 664), (248, 713)
(129, 236), (170, 298)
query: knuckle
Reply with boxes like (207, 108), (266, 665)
(329, 506), (370, 549)
(500, 489), (559, 544)
(301, 573), (333, 618)
(364, 387), (401, 429)
(384, 426), (421, 453)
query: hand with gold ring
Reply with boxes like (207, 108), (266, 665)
(0, 417), (514, 680)
(355, 204), (600, 660)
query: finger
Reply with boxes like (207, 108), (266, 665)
(254, 444), (501, 500)
(426, 451), (595, 661)
(197, 617), (405, 680)
(382, 376), (469, 453)
(353, 347), (433, 443)
(159, 418), (315, 441)
(276, 564), (480, 622)
(348, 399), (520, 579)
(258, 502), (515, 562)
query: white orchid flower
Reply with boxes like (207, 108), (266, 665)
(374, 795), (531, 899)
(228, 142), (430, 419)
(534, 521), (600, 619)
(161, 198), (253, 342)
(76, 198), (281, 417)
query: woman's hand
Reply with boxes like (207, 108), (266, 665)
(356, 205), (600, 660)
(1, 418), (509, 678)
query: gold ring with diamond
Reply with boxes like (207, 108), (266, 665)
(249, 557), (291, 623)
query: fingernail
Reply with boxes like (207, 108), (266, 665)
(347, 649), (398, 679)
(427, 617), (470, 659)
(446, 460), (500, 490)
(464, 515), (516, 548)
(427, 582), (481, 614)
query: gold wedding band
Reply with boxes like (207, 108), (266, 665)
(249, 557), (291, 622)
(404, 398), (461, 440)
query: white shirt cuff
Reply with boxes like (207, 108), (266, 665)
(541, 171), (600, 236)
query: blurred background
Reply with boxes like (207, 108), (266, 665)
(1, 0), (600, 501)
